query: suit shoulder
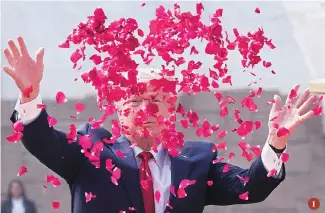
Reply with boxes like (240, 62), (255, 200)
(184, 140), (215, 151)
(182, 141), (216, 158)
(77, 123), (112, 142)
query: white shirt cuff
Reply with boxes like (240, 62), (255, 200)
(261, 141), (285, 176)
(14, 93), (43, 125)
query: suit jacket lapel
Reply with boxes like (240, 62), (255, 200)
(110, 136), (145, 213)
(166, 152), (192, 213)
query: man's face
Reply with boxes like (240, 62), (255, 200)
(117, 85), (174, 138)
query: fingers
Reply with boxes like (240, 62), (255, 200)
(285, 84), (300, 105)
(3, 48), (16, 67)
(2, 65), (17, 80)
(17, 36), (30, 57)
(299, 110), (314, 123)
(8, 40), (21, 60)
(35, 47), (45, 66)
(272, 94), (282, 112)
(298, 95), (316, 115)
(295, 88), (310, 108)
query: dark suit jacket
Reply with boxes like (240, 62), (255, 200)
(10, 110), (285, 213)
(1, 199), (37, 213)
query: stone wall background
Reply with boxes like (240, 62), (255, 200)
(1, 90), (324, 213)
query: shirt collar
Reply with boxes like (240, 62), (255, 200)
(133, 144), (165, 168)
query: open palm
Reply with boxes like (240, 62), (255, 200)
(3, 36), (44, 97)
(268, 85), (316, 136)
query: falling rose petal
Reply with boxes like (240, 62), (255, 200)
(223, 164), (230, 173)
(22, 85), (33, 98)
(217, 130), (227, 139)
(47, 115), (57, 127)
(255, 7), (260, 13)
(141, 2), (146, 7)
(257, 87), (262, 97)
(46, 175), (61, 187)
(75, 102), (85, 114)
(129, 207), (136, 211)
(238, 141), (251, 149)
(89, 54), (102, 65)
(170, 185), (176, 197)
(312, 105), (323, 115)
(177, 187), (187, 199)
(212, 157), (224, 164)
(13, 121), (24, 132)
(281, 152), (290, 163)
(276, 127), (290, 137)
(267, 168), (277, 177)
(70, 49), (82, 64)
(289, 89), (297, 99)
(212, 141), (227, 152)
(6, 131), (23, 143)
(228, 152), (235, 160)
(239, 191), (249, 200)
(155, 190), (161, 203)
(207, 180), (213, 186)
(254, 121), (262, 130)
(111, 167), (121, 185)
(17, 165), (28, 176)
(52, 201), (60, 210)
(271, 70), (276, 74)
(42, 185), (48, 189)
(137, 29), (144, 37)
(37, 104), (47, 109)
(190, 46), (199, 55)
(166, 200), (173, 209)
(56, 91), (67, 104)
(250, 145), (261, 157)
(85, 192), (96, 203)
(262, 61), (272, 68)
(116, 150), (126, 158)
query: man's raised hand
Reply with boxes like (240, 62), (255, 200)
(2, 36), (44, 103)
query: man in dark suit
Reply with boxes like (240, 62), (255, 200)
(3, 37), (316, 213)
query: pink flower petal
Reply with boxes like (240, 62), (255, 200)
(239, 191), (249, 200)
(13, 121), (24, 132)
(223, 164), (230, 173)
(276, 127), (290, 137)
(56, 91), (67, 104)
(154, 190), (161, 203)
(267, 168), (277, 177)
(254, 7), (260, 13)
(75, 102), (85, 114)
(52, 201), (60, 210)
(281, 152), (290, 163)
(207, 180), (213, 186)
(85, 192), (96, 203)
(6, 131), (23, 143)
(17, 165), (28, 176)
(47, 115), (57, 127)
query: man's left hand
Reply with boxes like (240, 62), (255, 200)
(267, 85), (317, 149)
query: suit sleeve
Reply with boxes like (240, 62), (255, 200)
(206, 147), (286, 205)
(11, 94), (89, 184)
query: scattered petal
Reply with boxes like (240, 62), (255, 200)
(56, 91), (67, 104)
(17, 165), (28, 176)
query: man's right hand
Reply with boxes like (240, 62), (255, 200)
(2, 36), (44, 104)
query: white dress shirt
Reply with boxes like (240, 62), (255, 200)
(15, 94), (285, 212)
(11, 197), (25, 213)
